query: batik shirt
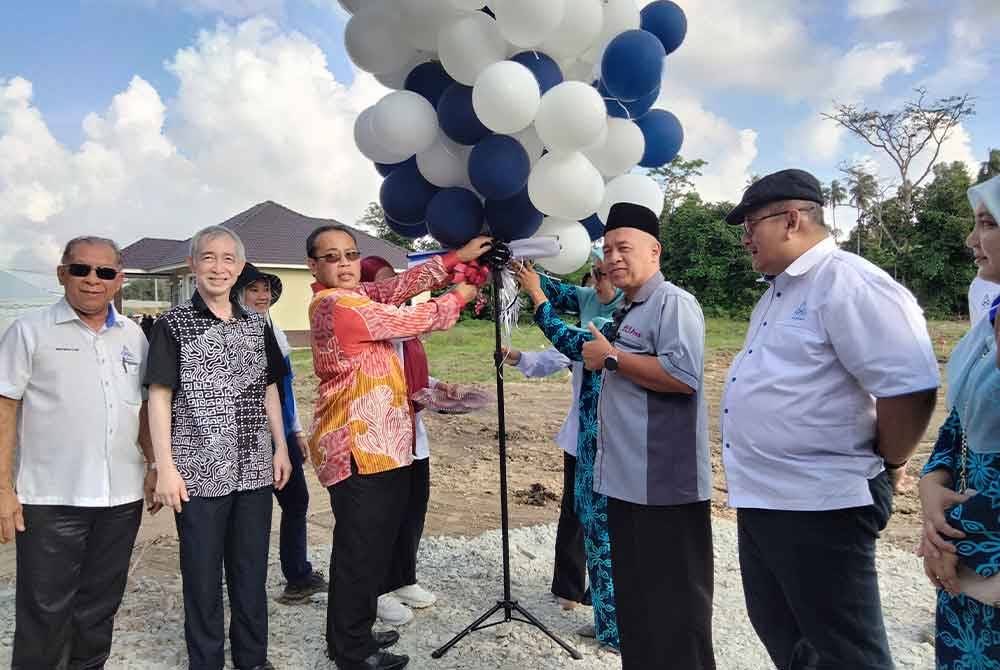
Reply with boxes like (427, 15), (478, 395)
(308, 253), (466, 488)
(145, 291), (285, 497)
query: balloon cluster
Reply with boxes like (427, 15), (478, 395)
(344, 0), (687, 275)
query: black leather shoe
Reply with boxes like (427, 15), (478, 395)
(335, 650), (409, 670)
(372, 629), (400, 649)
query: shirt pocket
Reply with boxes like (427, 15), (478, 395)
(115, 363), (143, 405)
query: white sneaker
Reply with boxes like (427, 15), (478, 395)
(393, 583), (437, 609)
(377, 594), (414, 626)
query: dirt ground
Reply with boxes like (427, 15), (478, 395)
(0, 349), (943, 585)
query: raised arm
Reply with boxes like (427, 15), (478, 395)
(539, 273), (584, 314)
(364, 237), (493, 306)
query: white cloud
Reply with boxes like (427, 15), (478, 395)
(848, 0), (906, 19)
(0, 18), (387, 270)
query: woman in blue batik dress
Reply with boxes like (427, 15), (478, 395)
(919, 175), (1000, 669)
(516, 255), (624, 651)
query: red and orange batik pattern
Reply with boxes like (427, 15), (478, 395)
(307, 254), (466, 487)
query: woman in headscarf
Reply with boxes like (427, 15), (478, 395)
(359, 255), (461, 627)
(516, 251), (625, 652)
(233, 263), (328, 604)
(918, 175), (1000, 667)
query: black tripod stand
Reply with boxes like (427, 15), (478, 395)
(431, 242), (582, 661)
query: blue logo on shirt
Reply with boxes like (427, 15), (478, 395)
(789, 302), (808, 321)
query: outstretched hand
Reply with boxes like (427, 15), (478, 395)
(456, 236), (494, 263)
(514, 261), (542, 295)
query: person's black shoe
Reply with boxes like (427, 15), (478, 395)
(334, 651), (409, 670)
(372, 630), (400, 649)
(275, 570), (328, 604)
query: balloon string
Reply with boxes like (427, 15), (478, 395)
(603, 96), (632, 120)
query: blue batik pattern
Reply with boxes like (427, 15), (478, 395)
(535, 279), (619, 650)
(923, 408), (1000, 668)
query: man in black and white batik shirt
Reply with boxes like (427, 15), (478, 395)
(146, 225), (292, 670)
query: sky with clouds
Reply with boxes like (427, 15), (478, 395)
(1, 0), (998, 270)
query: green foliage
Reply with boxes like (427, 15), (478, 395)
(659, 193), (762, 318)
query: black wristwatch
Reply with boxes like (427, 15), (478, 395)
(604, 349), (619, 371)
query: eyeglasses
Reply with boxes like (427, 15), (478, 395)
(63, 263), (119, 280)
(311, 250), (361, 264)
(591, 268), (606, 280)
(742, 207), (816, 236)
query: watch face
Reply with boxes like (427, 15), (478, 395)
(604, 355), (618, 371)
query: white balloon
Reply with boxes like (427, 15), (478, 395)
(528, 152), (605, 221)
(534, 217), (593, 274)
(399, 0), (465, 52)
(597, 173), (665, 223)
(512, 125), (544, 165)
(344, 2), (417, 75)
(493, 0), (566, 48)
(372, 91), (439, 157)
(534, 81), (607, 153)
(450, 0), (485, 8)
(374, 52), (432, 90)
(417, 135), (471, 187)
(472, 61), (541, 134)
(581, 0), (641, 64)
(559, 58), (598, 83)
(538, 0), (603, 61)
(584, 118), (646, 177)
(438, 12), (509, 86)
(354, 107), (410, 164)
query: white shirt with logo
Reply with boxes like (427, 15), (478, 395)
(721, 237), (940, 511)
(968, 276), (1000, 324)
(0, 299), (148, 506)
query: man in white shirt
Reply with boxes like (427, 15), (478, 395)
(0, 236), (155, 669)
(721, 170), (939, 669)
(968, 275), (1000, 324)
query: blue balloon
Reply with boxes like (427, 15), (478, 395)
(636, 109), (684, 168)
(469, 135), (530, 201)
(595, 79), (659, 120)
(386, 216), (428, 239)
(426, 188), (485, 249)
(404, 61), (454, 108)
(379, 162), (439, 225)
(485, 188), (543, 242)
(375, 156), (416, 178)
(601, 29), (665, 102)
(580, 214), (605, 241)
(437, 83), (491, 146)
(640, 1), (688, 55)
(510, 51), (563, 94)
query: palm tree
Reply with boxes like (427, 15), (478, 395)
(823, 180), (847, 240)
(842, 166), (878, 254)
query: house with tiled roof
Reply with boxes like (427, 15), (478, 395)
(121, 201), (408, 345)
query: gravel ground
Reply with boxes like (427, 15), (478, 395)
(0, 518), (936, 669)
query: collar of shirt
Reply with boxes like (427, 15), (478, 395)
(52, 298), (125, 331)
(626, 271), (666, 306)
(191, 289), (249, 320)
(772, 237), (837, 285)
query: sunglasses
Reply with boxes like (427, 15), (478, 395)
(63, 263), (120, 280)
(311, 250), (361, 264)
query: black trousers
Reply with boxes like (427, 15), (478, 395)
(174, 487), (273, 670)
(13, 500), (142, 670)
(551, 451), (587, 603)
(737, 472), (894, 670)
(273, 434), (314, 586)
(607, 497), (716, 670)
(383, 458), (430, 593)
(327, 463), (411, 666)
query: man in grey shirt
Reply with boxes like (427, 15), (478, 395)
(581, 202), (715, 669)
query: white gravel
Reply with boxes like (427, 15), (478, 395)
(0, 518), (937, 669)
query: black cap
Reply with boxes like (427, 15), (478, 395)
(232, 263), (283, 305)
(604, 202), (659, 239)
(725, 169), (824, 225)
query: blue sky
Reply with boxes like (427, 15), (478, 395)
(1, 0), (998, 268)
